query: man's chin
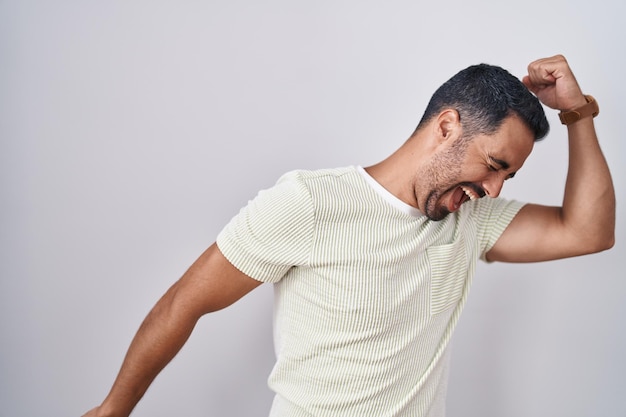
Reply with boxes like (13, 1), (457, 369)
(424, 193), (452, 221)
(424, 206), (451, 221)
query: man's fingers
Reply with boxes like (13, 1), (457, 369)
(527, 56), (564, 87)
(522, 75), (540, 93)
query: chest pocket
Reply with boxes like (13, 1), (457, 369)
(427, 239), (469, 315)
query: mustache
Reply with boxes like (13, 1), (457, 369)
(459, 182), (486, 198)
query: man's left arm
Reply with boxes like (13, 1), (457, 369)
(487, 55), (615, 263)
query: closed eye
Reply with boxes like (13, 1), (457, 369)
(487, 159), (517, 180)
(488, 155), (517, 179)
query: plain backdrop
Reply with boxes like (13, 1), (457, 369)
(1, 1), (624, 416)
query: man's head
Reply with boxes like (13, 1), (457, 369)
(411, 63), (550, 221)
(415, 63), (550, 141)
(416, 113), (536, 220)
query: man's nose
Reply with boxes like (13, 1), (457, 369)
(482, 175), (505, 198)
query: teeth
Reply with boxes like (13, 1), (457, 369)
(461, 186), (476, 201)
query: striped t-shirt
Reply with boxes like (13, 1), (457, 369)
(217, 166), (524, 417)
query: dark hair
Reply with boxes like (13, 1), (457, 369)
(416, 63), (550, 141)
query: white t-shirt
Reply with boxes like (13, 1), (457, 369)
(217, 166), (524, 417)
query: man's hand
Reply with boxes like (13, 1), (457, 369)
(522, 55), (587, 111)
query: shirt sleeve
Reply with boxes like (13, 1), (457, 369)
(216, 171), (316, 283)
(472, 197), (526, 262)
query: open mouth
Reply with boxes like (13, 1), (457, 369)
(450, 184), (484, 211)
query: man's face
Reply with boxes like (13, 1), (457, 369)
(417, 115), (535, 221)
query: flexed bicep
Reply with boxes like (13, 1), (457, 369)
(486, 203), (590, 263)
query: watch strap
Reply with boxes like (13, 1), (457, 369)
(558, 95), (599, 125)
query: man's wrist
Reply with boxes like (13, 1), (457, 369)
(558, 95), (599, 125)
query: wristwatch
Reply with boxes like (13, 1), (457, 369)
(558, 95), (599, 125)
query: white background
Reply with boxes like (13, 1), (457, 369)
(1, 1), (624, 416)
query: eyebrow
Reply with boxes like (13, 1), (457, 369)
(489, 156), (510, 170)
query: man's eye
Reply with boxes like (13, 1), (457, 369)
(488, 165), (498, 171)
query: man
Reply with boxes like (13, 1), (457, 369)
(82, 55), (615, 417)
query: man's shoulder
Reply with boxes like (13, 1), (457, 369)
(276, 166), (365, 196)
(279, 166), (359, 183)
(250, 166), (363, 212)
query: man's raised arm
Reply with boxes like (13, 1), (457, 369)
(487, 55), (615, 263)
(81, 243), (262, 417)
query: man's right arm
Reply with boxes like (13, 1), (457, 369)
(82, 243), (263, 417)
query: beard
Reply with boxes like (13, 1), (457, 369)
(418, 137), (470, 221)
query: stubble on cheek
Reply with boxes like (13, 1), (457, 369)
(419, 137), (469, 221)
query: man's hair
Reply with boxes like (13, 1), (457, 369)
(415, 63), (550, 141)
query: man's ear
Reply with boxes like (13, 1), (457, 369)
(434, 109), (462, 144)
